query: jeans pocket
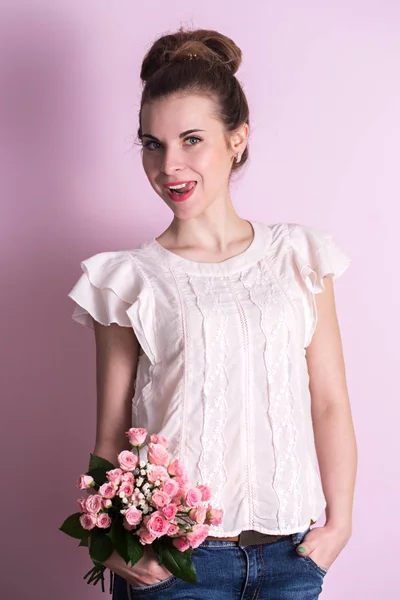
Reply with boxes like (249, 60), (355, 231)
(291, 526), (311, 547)
(304, 556), (328, 577)
(126, 575), (178, 597)
(290, 527), (328, 577)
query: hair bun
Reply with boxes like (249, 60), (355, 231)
(140, 28), (242, 82)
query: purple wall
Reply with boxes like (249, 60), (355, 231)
(1, 1), (398, 598)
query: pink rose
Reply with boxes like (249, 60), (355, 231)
(119, 481), (134, 497)
(102, 498), (112, 509)
(172, 536), (191, 552)
(176, 482), (191, 499)
(77, 498), (86, 512)
(148, 443), (169, 467)
(167, 459), (186, 477)
(184, 487), (202, 508)
(125, 506), (143, 527)
(162, 503), (178, 520)
(176, 473), (190, 484)
(167, 523), (180, 535)
(106, 468), (123, 485)
(205, 508), (224, 526)
(187, 524), (209, 548)
(189, 505), (207, 524)
(137, 527), (157, 545)
(146, 511), (170, 538)
(117, 450), (138, 472)
(121, 472), (134, 483)
(77, 475), (94, 490)
(197, 484), (212, 502)
(85, 494), (103, 514)
(98, 482), (117, 499)
(127, 427), (148, 446)
(151, 490), (170, 509)
(149, 434), (169, 448)
(96, 513), (112, 529)
(161, 478), (179, 498)
(79, 513), (97, 530)
(147, 465), (168, 483)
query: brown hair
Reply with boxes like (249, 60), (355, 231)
(138, 27), (250, 173)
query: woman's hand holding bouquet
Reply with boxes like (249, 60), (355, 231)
(60, 428), (223, 593)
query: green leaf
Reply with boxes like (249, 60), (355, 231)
(152, 537), (163, 556)
(159, 544), (196, 583)
(89, 530), (114, 563)
(107, 518), (129, 564)
(126, 531), (144, 567)
(89, 453), (116, 472)
(86, 467), (109, 486)
(78, 537), (89, 547)
(59, 512), (86, 540)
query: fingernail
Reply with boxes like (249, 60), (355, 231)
(297, 546), (306, 553)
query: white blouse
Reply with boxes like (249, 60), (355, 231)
(67, 221), (351, 536)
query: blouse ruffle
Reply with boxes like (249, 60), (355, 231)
(67, 251), (158, 365)
(287, 223), (352, 294)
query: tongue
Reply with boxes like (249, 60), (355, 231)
(174, 182), (196, 193)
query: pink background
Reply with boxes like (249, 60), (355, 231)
(1, 1), (399, 598)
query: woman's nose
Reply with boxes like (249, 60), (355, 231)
(160, 148), (185, 174)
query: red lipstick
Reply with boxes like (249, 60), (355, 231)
(163, 181), (197, 203)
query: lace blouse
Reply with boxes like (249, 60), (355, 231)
(67, 221), (351, 536)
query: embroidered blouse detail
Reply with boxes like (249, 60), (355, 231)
(67, 221), (352, 536)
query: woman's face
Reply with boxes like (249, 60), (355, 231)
(140, 93), (245, 219)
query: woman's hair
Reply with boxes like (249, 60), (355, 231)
(138, 27), (250, 173)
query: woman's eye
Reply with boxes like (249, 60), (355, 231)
(184, 136), (201, 146)
(142, 136), (201, 151)
(142, 141), (160, 151)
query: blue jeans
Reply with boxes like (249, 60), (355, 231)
(112, 526), (328, 599)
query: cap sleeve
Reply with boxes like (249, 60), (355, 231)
(287, 223), (352, 294)
(67, 251), (158, 364)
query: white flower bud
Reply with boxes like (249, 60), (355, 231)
(122, 497), (129, 504)
(155, 480), (161, 486)
(139, 460), (146, 468)
(138, 492), (145, 500)
(136, 477), (144, 487)
(140, 469), (146, 476)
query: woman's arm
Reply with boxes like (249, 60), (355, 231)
(91, 320), (173, 586)
(306, 277), (358, 536)
(92, 320), (139, 465)
(293, 277), (357, 570)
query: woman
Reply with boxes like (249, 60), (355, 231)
(68, 27), (357, 600)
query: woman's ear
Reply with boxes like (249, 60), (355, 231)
(229, 123), (249, 158)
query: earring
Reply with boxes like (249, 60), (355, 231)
(236, 152), (242, 163)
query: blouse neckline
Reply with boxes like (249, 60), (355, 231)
(140, 220), (272, 276)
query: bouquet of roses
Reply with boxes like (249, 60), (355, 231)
(59, 428), (223, 593)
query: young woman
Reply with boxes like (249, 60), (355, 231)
(68, 27), (357, 600)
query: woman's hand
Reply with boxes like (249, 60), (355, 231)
(295, 523), (352, 571)
(102, 545), (174, 587)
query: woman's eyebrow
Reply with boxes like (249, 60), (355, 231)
(141, 129), (206, 141)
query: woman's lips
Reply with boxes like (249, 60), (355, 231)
(165, 182), (197, 203)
